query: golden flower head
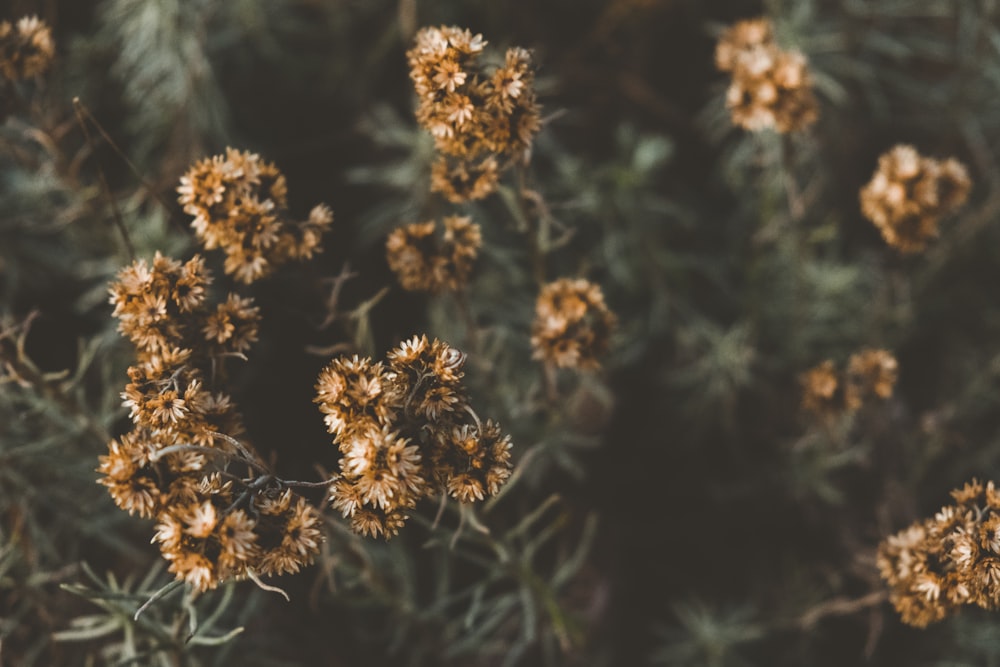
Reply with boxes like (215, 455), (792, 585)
(0, 16), (54, 80)
(531, 278), (616, 370)
(314, 355), (397, 441)
(408, 25), (541, 201)
(433, 420), (513, 502)
(878, 479), (1000, 627)
(860, 145), (971, 254)
(386, 216), (481, 293)
(845, 348), (898, 409)
(799, 359), (843, 420)
(177, 149), (332, 282)
(716, 17), (818, 134)
(387, 335), (468, 422)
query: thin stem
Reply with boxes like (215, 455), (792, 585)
(246, 570), (291, 602)
(514, 165), (547, 286)
(72, 98), (135, 260)
(134, 579), (184, 621)
(72, 97), (187, 234)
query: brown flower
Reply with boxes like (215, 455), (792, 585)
(408, 26), (541, 201)
(386, 216), (481, 292)
(878, 480), (1000, 627)
(531, 278), (616, 370)
(860, 145), (971, 253)
(716, 17), (818, 134)
(177, 149), (333, 282)
(0, 16), (54, 80)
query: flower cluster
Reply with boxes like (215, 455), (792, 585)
(859, 145), (972, 254)
(99, 254), (321, 591)
(407, 25), (541, 202)
(0, 16), (53, 81)
(385, 215), (482, 292)
(878, 480), (1000, 627)
(800, 348), (898, 421)
(531, 278), (616, 370)
(714, 17), (818, 134)
(316, 335), (513, 538)
(177, 148), (334, 283)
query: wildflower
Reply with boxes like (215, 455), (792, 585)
(408, 26), (541, 201)
(0, 16), (54, 80)
(430, 155), (500, 203)
(386, 216), (481, 293)
(386, 335), (467, 422)
(254, 490), (323, 577)
(314, 355), (397, 441)
(531, 278), (616, 370)
(202, 293), (261, 356)
(860, 145), (971, 253)
(716, 17), (818, 133)
(318, 336), (514, 538)
(878, 479), (1000, 627)
(432, 421), (513, 502)
(844, 348), (898, 410)
(800, 360), (842, 420)
(97, 432), (163, 518)
(177, 148), (333, 282)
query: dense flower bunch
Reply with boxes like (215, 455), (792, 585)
(878, 480), (1000, 627)
(99, 254), (322, 591)
(531, 278), (616, 370)
(177, 148), (334, 283)
(385, 215), (482, 292)
(407, 25), (541, 202)
(0, 16), (53, 81)
(316, 335), (513, 538)
(800, 348), (898, 420)
(860, 145), (972, 254)
(714, 17), (818, 133)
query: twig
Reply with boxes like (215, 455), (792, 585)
(72, 98), (134, 260)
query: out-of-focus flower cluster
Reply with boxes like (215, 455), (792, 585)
(0, 16), (53, 81)
(860, 144), (971, 254)
(99, 254), (321, 591)
(879, 480), (1000, 627)
(177, 148), (333, 283)
(800, 348), (898, 421)
(315, 335), (513, 538)
(531, 278), (616, 370)
(407, 25), (541, 203)
(385, 215), (482, 292)
(714, 17), (818, 134)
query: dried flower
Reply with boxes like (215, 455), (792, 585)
(799, 360), (842, 420)
(879, 479), (1000, 627)
(318, 336), (513, 538)
(801, 349), (898, 419)
(177, 149), (333, 282)
(0, 16), (54, 80)
(408, 26), (541, 201)
(845, 348), (898, 410)
(102, 252), (321, 592)
(716, 17), (818, 133)
(860, 145), (971, 253)
(531, 278), (616, 370)
(386, 216), (482, 292)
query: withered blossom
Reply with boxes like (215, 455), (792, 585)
(531, 278), (616, 370)
(879, 479), (1000, 627)
(316, 335), (513, 538)
(715, 17), (818, 134)
(177, 148), (333, 282)
(860, 145), (971, 253)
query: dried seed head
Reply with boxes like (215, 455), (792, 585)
(860, 145), (971, 253)
(531, 278), (616, 370)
